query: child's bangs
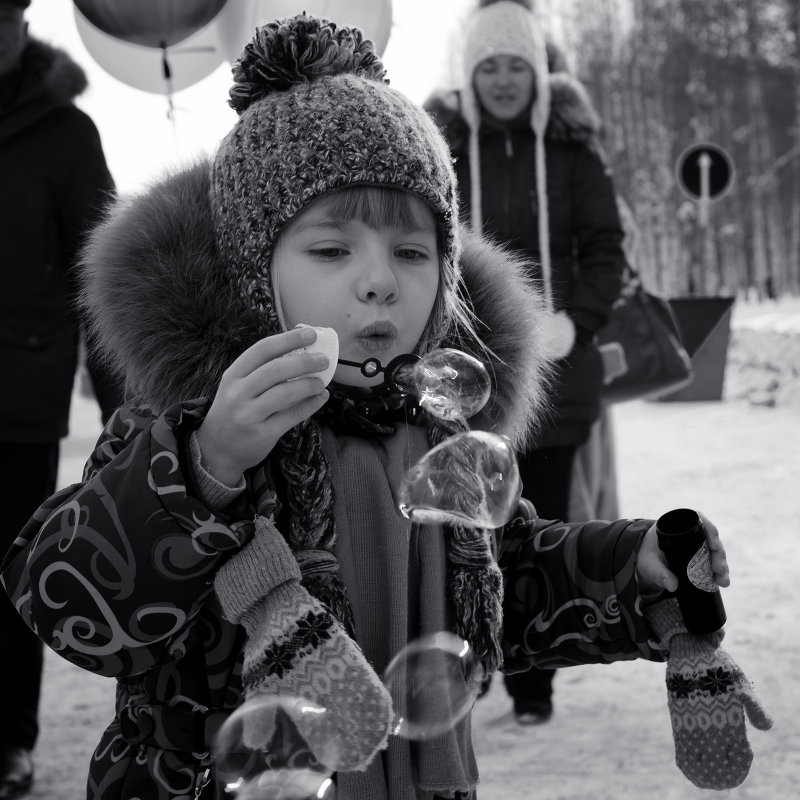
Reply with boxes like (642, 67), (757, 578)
(326, 185), (431, 231)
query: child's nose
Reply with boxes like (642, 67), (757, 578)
(358, 258), (399, 304)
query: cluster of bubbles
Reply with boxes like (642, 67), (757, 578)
(213, 349), (519, 797)
(395, 348), (522, 528)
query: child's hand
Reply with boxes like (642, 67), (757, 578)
(637, 513), (730, 593)
(196, 327), (330, 485)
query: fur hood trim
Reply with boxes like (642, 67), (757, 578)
(22, 37), (88, 106)
(545, 72), (602, 146)
(82, 161), (551, 448)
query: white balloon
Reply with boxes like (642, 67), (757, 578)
(245, 0), (393, 56)
(216, 0), (259, 65)
(73, 2), (242, 95)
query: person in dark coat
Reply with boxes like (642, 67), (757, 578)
(424, 0), (627, 725)
(0, 0), (122, 795)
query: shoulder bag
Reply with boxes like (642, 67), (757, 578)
(597, 266), (694, 404)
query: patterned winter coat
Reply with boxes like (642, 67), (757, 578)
(1, 164), (664, 800)
(424, 74), (627, 448)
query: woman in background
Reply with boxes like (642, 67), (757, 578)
(424, 0), (627, 725)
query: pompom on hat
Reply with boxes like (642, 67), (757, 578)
(210, 13), (460, 337)
(461, 0), (554, 306)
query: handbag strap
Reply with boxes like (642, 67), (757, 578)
(617, 256), (643, 301)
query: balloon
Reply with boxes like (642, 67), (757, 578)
(73, 0), (393, 95)
(72, 0), (238, 95)
(233, 0), (393, 59)
(73, 0), (227, 48)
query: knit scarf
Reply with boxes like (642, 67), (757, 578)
(320, 425), (479, 798)
(313, 382), (504, 677)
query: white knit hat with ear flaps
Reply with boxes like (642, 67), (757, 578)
(462, 0), (554, 308)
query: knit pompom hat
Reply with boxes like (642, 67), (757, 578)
(210, 13), (460, 338)
(461, 0), (554, 306)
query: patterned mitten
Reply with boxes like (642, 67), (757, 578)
(646, 599), (772, 789)
(214, 516), (393, 772)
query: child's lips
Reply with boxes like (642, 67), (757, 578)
(355, 322), (398, 354)
(357, 333), (395, 354)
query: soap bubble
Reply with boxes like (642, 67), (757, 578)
(212, 695), (335, 799)
(384, 632), (480, 740)
(398, 431), (521, 528)
(393, 349), (491, 421)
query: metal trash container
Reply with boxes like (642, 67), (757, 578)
(658, 296), (735, 402)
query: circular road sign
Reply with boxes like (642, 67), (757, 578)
(675, 142), (735, 201)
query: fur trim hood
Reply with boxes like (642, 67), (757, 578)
(22, 36), (88, 104)
(81, 161), (551, 448)
(423, 71), (603, 154)
(0, 37), (88, 143)
(7, 37), (87, 108)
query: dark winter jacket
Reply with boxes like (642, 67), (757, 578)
(0, 38), (118, 442)
(424, 74), (626, 447)
(1, 163), (663, 800)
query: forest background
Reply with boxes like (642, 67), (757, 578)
(526, 0), (800, 300)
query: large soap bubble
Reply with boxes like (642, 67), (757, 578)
(212, 695), (335, 799)
(394, 348), (491, 421)
(398, 431), (521, 528)
(384, 632), (480, 741)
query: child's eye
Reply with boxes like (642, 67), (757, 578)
(395, 246), (431, 262)
(309, 246), (348, 259)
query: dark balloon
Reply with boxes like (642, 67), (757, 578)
(73, 0), (227, 48)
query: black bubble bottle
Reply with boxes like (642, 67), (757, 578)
(655, 508), (727, 634)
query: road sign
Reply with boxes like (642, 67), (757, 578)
(676, 142), (735, 202)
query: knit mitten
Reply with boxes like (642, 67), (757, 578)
(214, 516), (393, 772)
(646, 599), (772, 789)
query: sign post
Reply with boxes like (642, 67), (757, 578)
(675, 143), (735, 294)
(664, 143), (737, 400)
(675, 142), (735, 211)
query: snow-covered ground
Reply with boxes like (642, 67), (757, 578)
(23, 297), (800, 799)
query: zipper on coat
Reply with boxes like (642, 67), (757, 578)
(194, 767), (212, 799)
(502, 130), (513, 221)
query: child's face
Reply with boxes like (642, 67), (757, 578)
(272, 193), (440, 388)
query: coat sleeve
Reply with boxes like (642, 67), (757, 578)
(567, 143), (626, 336)
(0, 399), (254, 679)
(59, 109), (116, 273)
(64, 108), (126, 422)
(498, 499), (666, 673)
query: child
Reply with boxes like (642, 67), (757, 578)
(1, 13), (768, 800)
